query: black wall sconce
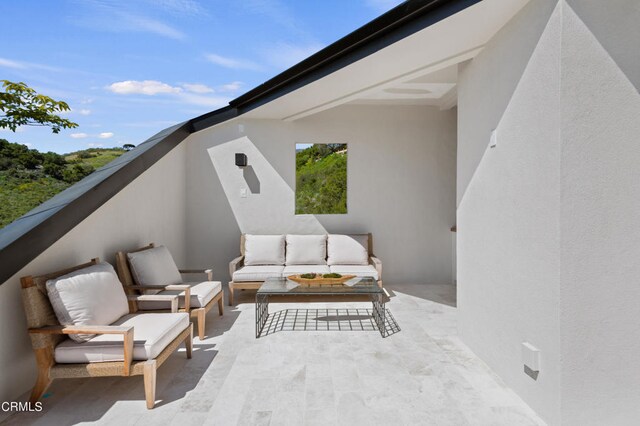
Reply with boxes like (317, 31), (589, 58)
(235, 153), (247, 167)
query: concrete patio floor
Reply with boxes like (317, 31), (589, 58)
(4, 284), (545, 426)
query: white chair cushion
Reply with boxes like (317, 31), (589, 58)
(232, 265), (284, 282)
(127, 245), (182, 287)
(244, 235), (285, 265)
(285, 235), (327, 265)
(329, 265), (379, 280)
(137, 281), (222, 310)
(282, 265), (331, 276)
(54, 313), (189, 363)
(327, 234), (369, 266)
(46, 262), (129, 343)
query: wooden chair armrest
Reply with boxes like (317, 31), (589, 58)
(369, 255), (382, 280)
(179, 269), (213, 281)
(165, 285), (191, 311)
(125, 285), (190, 312)
(29, 325), (134, 376)
(229, 255), (244, 277)
(127, 294), (180, 313)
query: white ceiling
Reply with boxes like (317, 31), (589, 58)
(243, 0), (531, 121)
(349, 64), (458, 108)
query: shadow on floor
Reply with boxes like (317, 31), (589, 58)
(258, 308), (401, 338)
(385, 283), (457, 308)
(4, 306), (243, 425)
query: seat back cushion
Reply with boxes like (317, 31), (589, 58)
(285, 235), (327, 265)
(244, 235), (285, 265)
(46, 262), (129, 343)
(127, 245), (182, 287)
(327, 234), (369, 266)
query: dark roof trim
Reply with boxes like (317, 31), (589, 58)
(0, 0), (478, 284)
(0, 122), (191, 284)
(189, 105), (238, 133)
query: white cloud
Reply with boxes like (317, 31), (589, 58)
(364, 0), (404, 13)
(182, 83), (214, 94)
(87, 143), (104, 148)
(0, 127), (26, 133)
(204, 53), (262, 71)
(62, 108), (92, 117)
(72, 1), (186, 40)
(0, 57), (26, 69)
(108, 80), (183, 95)
(106, 78), (231, 108)
(24, 142), (32, 147)
(128, 16), (185, 40)
(218, 81), (243, 92)
(70, 133), (89, 139)
(98, 132), (114, 139)
(150, 0), (206, 16)
(0, 57), (63, 72)
(261, 42), (324, 70)
(177, 93), (231, 108)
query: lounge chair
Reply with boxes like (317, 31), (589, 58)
(115, 243), (223, 340)
(20, 258), (193, 409)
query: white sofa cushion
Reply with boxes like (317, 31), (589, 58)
(285, 234), (327, 265)
(54, 313), (189, 363)
(244, 235), (285, 265)
(327, 234), (369, 266)
(46, 262), (129, 343)
(329, 265), (379, 280)
(127, 245), (182, 288)
(282, 265), (331, 276)
(137, 281), (222, 310)
(232, 265), (284, 282)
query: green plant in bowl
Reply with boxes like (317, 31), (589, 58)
(300, 273), (317, 279)
(322, 273), (342, 278)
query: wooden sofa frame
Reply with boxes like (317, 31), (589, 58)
(115, 243), (224, 341)
(20, 258), (193, 409)
(228, 233), (383, 305)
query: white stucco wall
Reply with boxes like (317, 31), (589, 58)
(458, 0), (640, 424)
(0, 143), (186, 407)
(457, 0), (561, 423)
(559, 1), (640, 424)
(185, 104), (457, 285)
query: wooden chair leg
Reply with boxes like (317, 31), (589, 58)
(185, 323), (193, 359)
(217, 292), (224, 315)
(197, 308), (206, 340)
(228, 282), (234, 306)
(29, 367), (51, 404)
(143, 360), (157, 409)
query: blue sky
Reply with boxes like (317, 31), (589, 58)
(0, 0), (402, 154)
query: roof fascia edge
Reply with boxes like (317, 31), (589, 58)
(0, 122), (191, 285)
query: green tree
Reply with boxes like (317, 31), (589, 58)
(0, 80), (78, 133)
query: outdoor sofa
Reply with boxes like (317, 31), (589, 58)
(228, 233), (382, 305)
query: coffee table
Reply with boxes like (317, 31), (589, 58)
(255, 276), (391, 338)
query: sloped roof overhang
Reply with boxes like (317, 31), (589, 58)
(0, 0), (479, 284)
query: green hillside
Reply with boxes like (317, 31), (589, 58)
(295, 143), (347, 214)
(0, 139), (126, 228)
